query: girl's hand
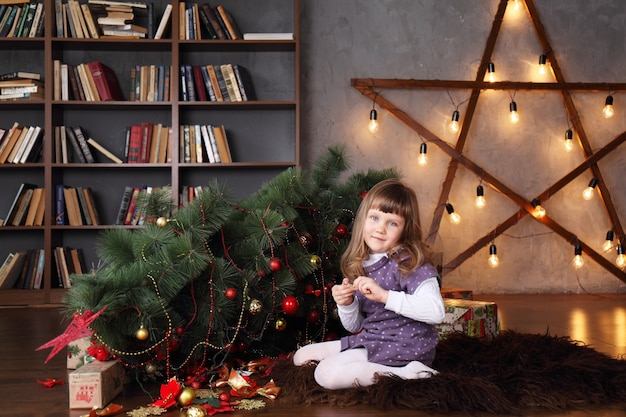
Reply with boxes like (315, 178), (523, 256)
(353, 276), (389, 304)
(332, 277), (355, 306)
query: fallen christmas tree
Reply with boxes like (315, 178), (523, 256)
(62, 145), (399, 382)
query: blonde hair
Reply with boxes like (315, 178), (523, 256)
(340, 178), (428, 279)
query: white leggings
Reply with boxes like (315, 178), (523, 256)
(292, 340), (437, 390)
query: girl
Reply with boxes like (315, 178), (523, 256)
(293, 178), (445, 389)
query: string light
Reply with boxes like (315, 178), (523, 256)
(602, 230), (615, 252)
(581, 178), (598, 200)
(445, 203), (461, 225)
(531, 198), (546, 218)
(418, 142), (427, 166)
(475, 185), (486, 208)
(368, 92), (379, 133)
(602, 95), (615, 119)
(509, 100), (519, 123)
(510, 0), (521, 12)
(449, 110), (460, 133)
(487, 62), (496, 83)
(616, 244), (626, 269)
(488, 243), (499, 268)
(564, 128), (574, 152)
(572, 244), (584, 269)
(538, 54), (548, 75)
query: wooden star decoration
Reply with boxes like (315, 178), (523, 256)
(352, 0), (625, 282)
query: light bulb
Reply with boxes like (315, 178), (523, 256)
(368, 109), (378, 133)
(573, 245), (584, 269)
(509, 101), (519, 123)
(510, 0), (521, 11)
(487, 62), (496, 83)
(581, 178), (598, 201)
(445, 203), (461, 225)
(602, 95), (615, 119)
(488, 244), (499, 268)
(538, 54), (547, 75)
(475, 185), (486, 208)
(616, 245), (626, 269)
(531, 198), (546, 218)
(418, 142), (427, 166)
(603, 231), (615, 252)
(564, 129), (574, 152)
(449, 110), (460, 133)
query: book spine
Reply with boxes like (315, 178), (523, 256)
(126, 124), (142, 163)
(115, 185), (133, 225)
(72, 126), (95, 163)
(65, 125), (87, 163)
(192, 65), (207, 101)
(55, 184), (66, 225)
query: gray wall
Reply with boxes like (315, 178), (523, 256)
(299, 1), (626, 294)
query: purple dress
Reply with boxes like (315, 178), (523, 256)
(340, 258), (439, 366)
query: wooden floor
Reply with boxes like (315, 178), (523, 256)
(2, 293), (626, 417)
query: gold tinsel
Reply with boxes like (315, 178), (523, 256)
(126, 406), (167, 417)
(233, 399), (266, 410)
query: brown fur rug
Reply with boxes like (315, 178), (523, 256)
(268, 331), (626, 415)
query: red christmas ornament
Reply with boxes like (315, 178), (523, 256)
(269, 257), (282, 272)
(219, 391), (231, 402)
(225, 288), (237, 299)
(359, 190), (368, 199)
(334, 224), (348, 238)
(281, 296), (299, 315)
(307, 309), (321, 324)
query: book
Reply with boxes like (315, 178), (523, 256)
(69, 64), (85, 100)
(63, 186), (82, 226)
(213, 65), (230, 101)
(232, 64), (257, 101)
(212, 124), (231, 163)
(242, 32), (293, 40)
(4, 125), (29, 163)
(33, 187), (45, 226)
(24, 187), (43, 226)
(0, 122), (23, 163)
(196, 3), (215, 39)
(54, 0), (63, 36)
(8, 125), (34, 163)
(32, 248), (45, 289)
(80, 187), (100, 225)
(11, 187), (34, 226)
(81, 3), (100, 38)
(126, 124), (142, 163)
(64, 125), (87, 163)
(124, 186), (141, 225)
(20, 126), (43, 163)
(86, 137), (123, 163)
(216, 5), (241, 40)
(72, 126), (95, 163)
(3, 182), (37, 226)
(199, 65), (216, 101)
(0, 70), (41, 81)
(55, 183), (66, 225)
(115, 185), (133, 225)
(14, 249), (35, 289)
(153, 3), (171, 39)
(18, 2), (35, 37)
(0, 5), (17, 37)
(199, 124), (216, 163)
(206, 124), (221, 163)
(0, 253), (15, 286)
(75, 186), (92, 225)
(0, 251), (27, 289)
(140, 121), (153, 162)
(220, 63), (242, 101)
(86, 61), (124, 101)
(201, 3), (226, 40)
(192, 65), (207, 101)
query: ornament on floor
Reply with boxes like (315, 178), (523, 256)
(177, 386), (196, 406)
(36, 307), (107, 363)
(37, 378), (64, 388)
(86, 403), (124, 416)
(184, 404), (207, 417)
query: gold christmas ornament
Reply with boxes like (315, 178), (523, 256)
(135, 325), (149, 341)
(177, 386), (196, 406)
(156, 217), (169, 228)
(310, 255), (322, 267)
(248, 299), (263, 314)
(185, 404), (207, 417)
(274, 317), (287, 331)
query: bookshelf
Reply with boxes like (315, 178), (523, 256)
(0, 0), (300, 305)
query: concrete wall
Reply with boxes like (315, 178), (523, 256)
(299, 0), (626, 294)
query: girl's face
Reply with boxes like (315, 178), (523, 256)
(362, 208), (405, 254)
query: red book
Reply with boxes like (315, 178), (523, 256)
(127, 125), (142, 163)
(192, 66), (208, 101)
(86, 61), (124, 101)
(140, 122), (153, 163)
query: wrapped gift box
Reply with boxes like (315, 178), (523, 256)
(67, 336), (94, 369)
(69, 360), (125, 409)
(440, 286), (473, 300)
(437, 298), (499, 340)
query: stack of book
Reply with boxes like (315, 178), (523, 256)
(0, 249), (45, 290)
(53, 60), (124, 101)
(1, 183), (45, 227)
(0, 1), (45, 38)
(179, 124), (231, 164)
(114, 185), (159, 225)
(54, 184), (100, 226)
(0, 122), (44, 164)
(86, 0), (149, 38)
(129, 65), (172, 102)
(125, 122), (172, 164)
(180, 2), (242, 40)
(180, 63), (256, 102)
(53, 246), (87, 288)
(0, 72), (44, 101)
(54, 125), (96, 163)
